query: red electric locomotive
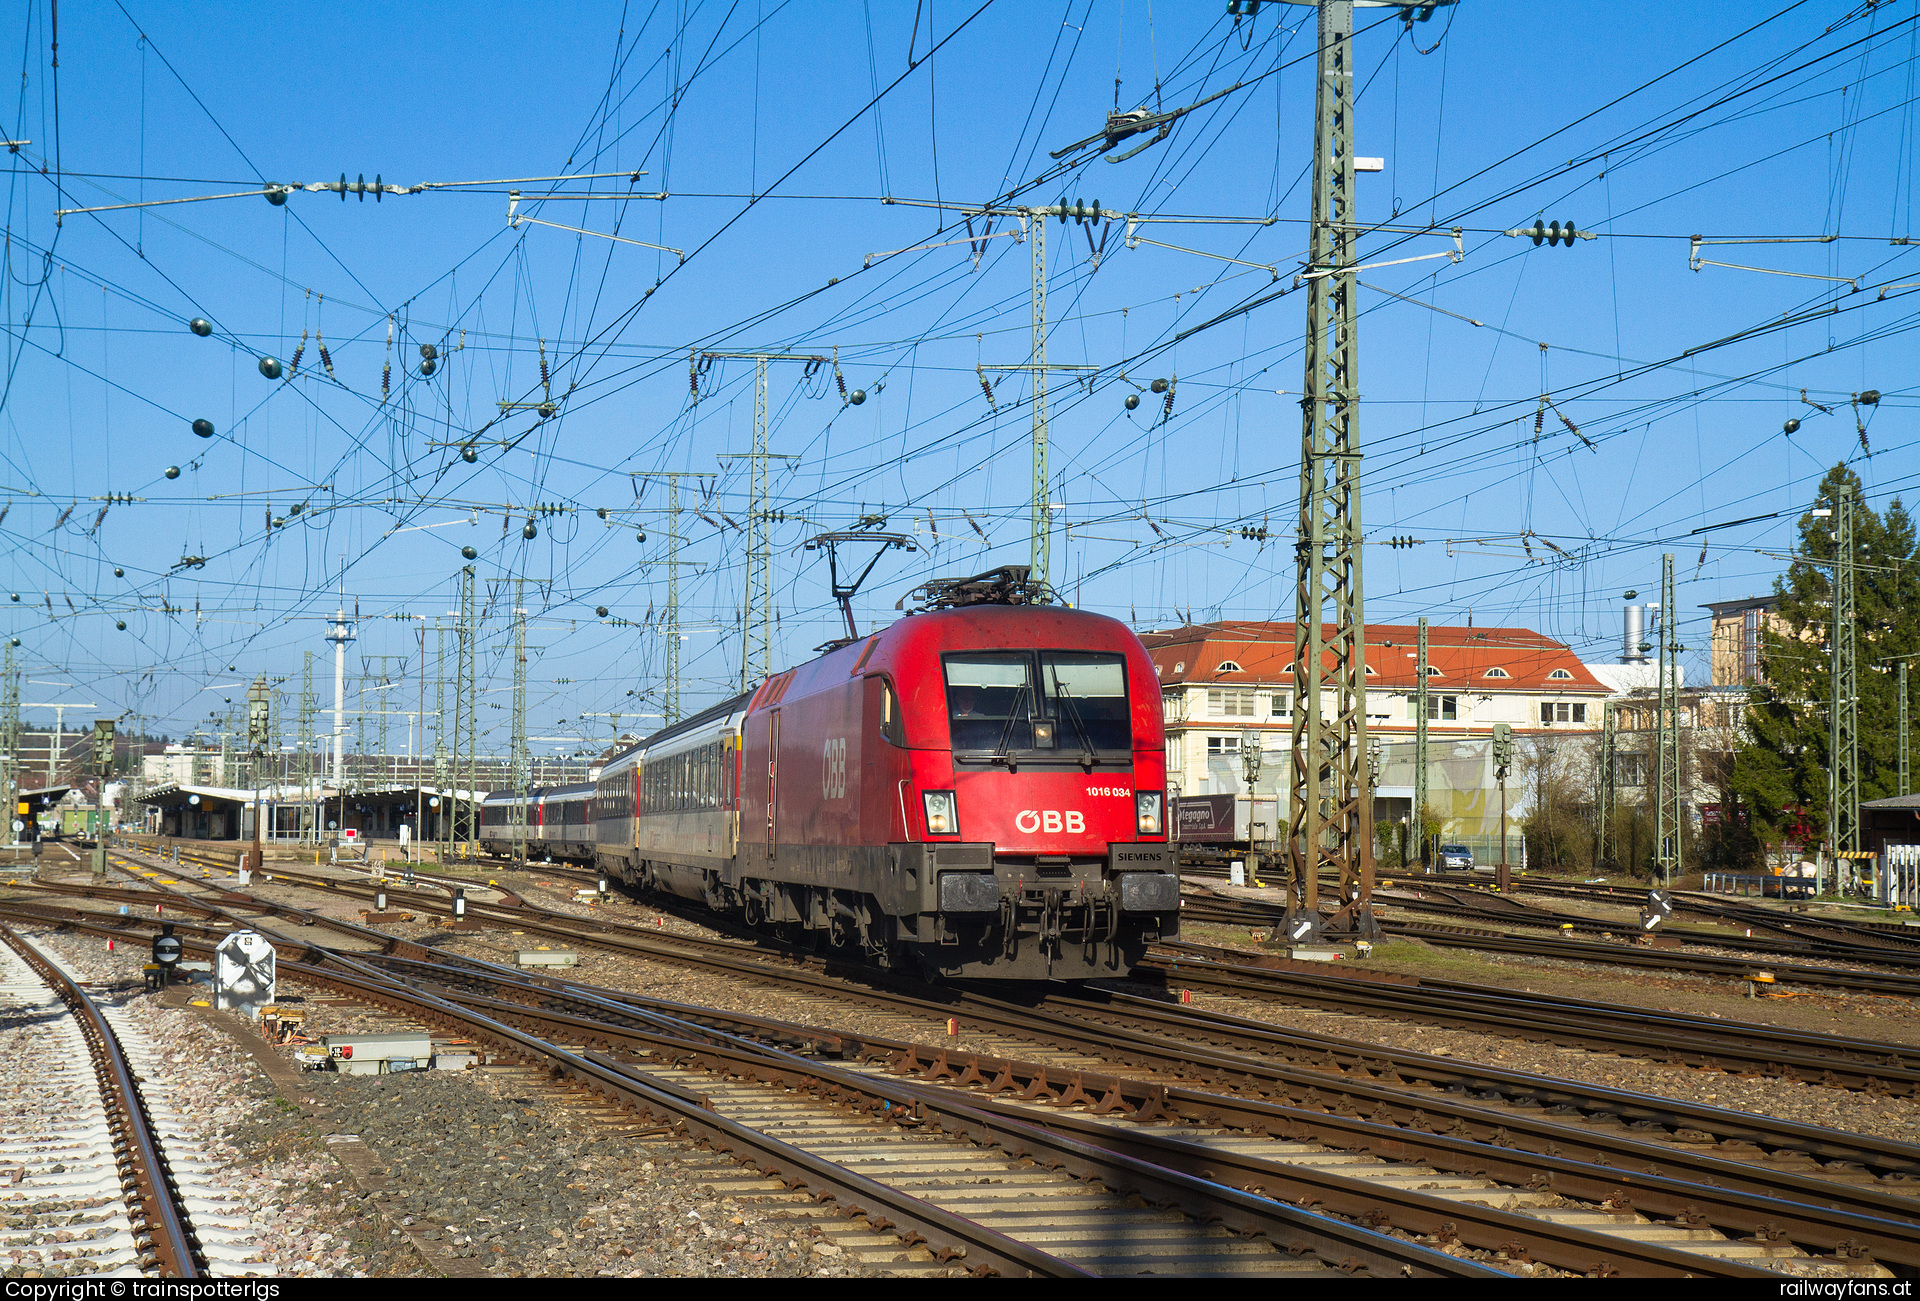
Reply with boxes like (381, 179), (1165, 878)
(590, 567), (1178, 979)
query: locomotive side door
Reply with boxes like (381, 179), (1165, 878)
(767, 708), (781, 860)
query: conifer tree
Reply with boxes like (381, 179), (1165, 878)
(1732, 464), (1920, 845)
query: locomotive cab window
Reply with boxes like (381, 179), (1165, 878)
(877, 678), (906, 746)
(944, 651), (1131, 759)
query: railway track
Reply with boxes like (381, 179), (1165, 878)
(1180, 887), (1920, 998)
(1393, 881), (1920, 968)
(0, 926), (206, 1277)
(362, 945), (1908, 1277)
(253, 957), (1497, 1276)
(101, 854), (1920, 1184)
(1139, 938), (1920, 1094)
(19, 853), (1920, 1276)
(245, 942), (1803, 1277)
(1494, 879), (1920, 955)
(16, 859), (1485, 1277)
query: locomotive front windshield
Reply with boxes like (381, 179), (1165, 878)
(944, 651), (1131, 756)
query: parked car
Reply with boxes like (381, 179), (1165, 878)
(1435, 844), (1475, 872)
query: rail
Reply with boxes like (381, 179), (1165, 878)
(0, 927), (204, 1277)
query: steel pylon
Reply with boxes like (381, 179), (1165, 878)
(1289, 0), (1375, 938)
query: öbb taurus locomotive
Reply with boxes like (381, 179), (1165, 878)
(481, 571), (1179, 978)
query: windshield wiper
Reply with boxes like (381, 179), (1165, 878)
(988, 682), (1032, 772)
(1051, 678), (1099, 771)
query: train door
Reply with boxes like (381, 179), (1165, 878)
(767, 709), (780, 859)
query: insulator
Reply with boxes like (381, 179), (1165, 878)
(690, 356), (700, 399)
(539, 341), (550, 391)
(259, 356), (283, 380)
(382, 363), (391, 399)
(289, 332), (306, 375)
(318, 340), (335, 379)
(595, 606), (609, 618)
(1124, 393), (1140, 411)
(1162, 389), (1175, 420)
(835, 368), (848, 399)
(461, 546), (478, 560)
(165, 466), (180, 479)
(1784, 417), (1800, 435)
(979, 375), (997, 409)
(191, 419), (215, 438)
(188, 318), (212, 337)
(1534, 404), (1545, 436)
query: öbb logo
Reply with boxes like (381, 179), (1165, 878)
(822, 737), (848, 800)
(1014, 809), (1085, 834)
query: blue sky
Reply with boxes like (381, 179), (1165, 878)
(3, 0), (1916, 752)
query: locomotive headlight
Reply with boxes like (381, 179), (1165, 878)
(922, 790), (959, 836)
(1136, 791), (1163, 836)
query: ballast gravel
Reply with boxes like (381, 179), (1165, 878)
(1, 919), (852, 1278)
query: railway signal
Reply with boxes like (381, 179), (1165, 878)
(1491, 722), (1514, 778)
(91, 719), (115, 778)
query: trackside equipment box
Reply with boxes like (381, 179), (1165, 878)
(322, 1031), (432, 1076)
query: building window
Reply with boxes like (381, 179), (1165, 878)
(1539, 701), (1588, 724)
(1216, 660), (1243, 673)
(1484, 667), (1510, 678)
(1424, 696), (1458, 721)
(1270, 692), (1291, 717)
(1206, 735), (1241, 756)
(1547, 668), (1574, 680)
(1208, 688), (1256, 718)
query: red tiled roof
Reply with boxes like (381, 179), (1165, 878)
(1138, 621), (1609, 694)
